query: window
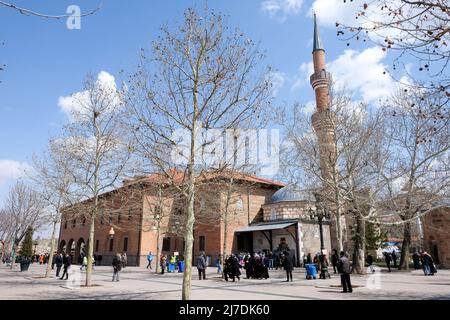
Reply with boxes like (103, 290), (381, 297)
(82, 218), (86, 227)
(162, 237), (171, 252)
(118, 212), (121, 223)
(109, 239), (114, 252)
(236, 197), (244, 212)
(72, 219), (76, 228)
(123, 237), (128, 252)
(64, 220), (67, 229)
(95, 240), (99, 252)
(128, 209), (132, 221)
(199, 236), (205, 252)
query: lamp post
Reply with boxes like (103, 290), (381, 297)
(309, 200), (331, 280)
(33, 240), (39, 255)
(309, 204), (331, 251)
(108, 227), (115, 239)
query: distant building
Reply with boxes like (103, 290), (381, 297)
(58, 172), (332, 266)
(422, 204), (450, 268)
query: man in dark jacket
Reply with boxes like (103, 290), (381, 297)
(283, 251), (294, 282)
(384, 252), (392, 272)
(59, 253), (71, 280)
(337, 251), (352, 293)
(331, 249), (339, 274)
(392, 250), (398, 268)
(112, 253), (123, 282)
(55, 253), (63, 278)
(197, 252), (207, 280)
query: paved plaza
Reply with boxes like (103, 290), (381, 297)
(0, 264), (449, 300)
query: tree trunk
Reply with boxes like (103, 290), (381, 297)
(222, 180), (233, 269)
(399, 221), (411, 270)
(182, 176), (195, 300)
(85, 205), (97, 286)
(45, 220), (58, 277)
(10, 240), (17, 270)
(352, 214), (366, 274)
(155, 223), (161, 274)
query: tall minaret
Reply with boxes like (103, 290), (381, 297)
(310, 13), (335, 185)
(310, 14), (341, 251)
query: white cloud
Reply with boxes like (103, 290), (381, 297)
(261, 0), (303, 22)
(268, 71), (287, 96)
(328, 47), (395, 103)
(292, 47), (397, 104)
(58, 71), (121, 121)
(0, 160), (31, 187)
(310, 0), (359, 27)
(291, 62), (313, 92)
(310, 0), (405, 40)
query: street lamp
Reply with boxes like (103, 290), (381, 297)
(309, 200), (331, 280)
(108, 227), (115, 239)
(309, 203), (331, 251)
(33, 240), (39, 255)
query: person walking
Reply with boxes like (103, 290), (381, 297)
(421, 251), (435, 276)
(331, 249), (339, 274)
(337, 251), (352, 293)
(412, 251), (421, 270)
(217, 254), (223, 274)
(197, 252), (207, 280)
(160, 254), (167, 275)
(121, 253), (127, 270)
(366, 254), (375, 273)
(283, 251), (294, 282)
(384, 252), (392, 272)
(392, 250), (398, 269)
(80, 255), (88, 271)
(55, 253), (63, 278)
(112, 253), (122, 282)
(59, 253), (71, 280)
(146, 252), (153, 270)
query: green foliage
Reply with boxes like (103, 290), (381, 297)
(365, 222), (387, 251)
(19, 227), (34, 259)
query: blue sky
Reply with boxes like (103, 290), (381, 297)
(0, 0), (403, 207)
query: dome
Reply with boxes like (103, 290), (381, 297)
(270, 186), (315, 204)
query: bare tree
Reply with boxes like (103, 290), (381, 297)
(0, 208), (14, 261)
(4, 181), (46, 269)
(125, 7), (272, 299)
(337, 0), (450, 98)
(61, 73), (136, 286)
(278, 88), (389, 273)
(382, 84), (450, 269)
(29, 139), (75, 277)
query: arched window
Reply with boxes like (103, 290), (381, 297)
(123, 237), (128, 252)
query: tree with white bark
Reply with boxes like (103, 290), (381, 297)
(29, 138), (75, 277)
(125, 7), (273, 299)
(3, 181), (46, 269)
(381, 84), (450, 269)
(60, 73), (136, 286)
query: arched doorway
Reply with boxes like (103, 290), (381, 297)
(58, 240), (66, 253)
(67, 239), (75, 262)
(75, 238), (86, 265)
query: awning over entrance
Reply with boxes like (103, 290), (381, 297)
(235, 221), (297, 233)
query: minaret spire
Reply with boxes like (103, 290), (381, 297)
(313, 12), (324, 53)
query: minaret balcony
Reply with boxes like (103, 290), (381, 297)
(310, 70), (332, 90)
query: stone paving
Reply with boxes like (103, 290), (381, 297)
(1, 263), (449, 300)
